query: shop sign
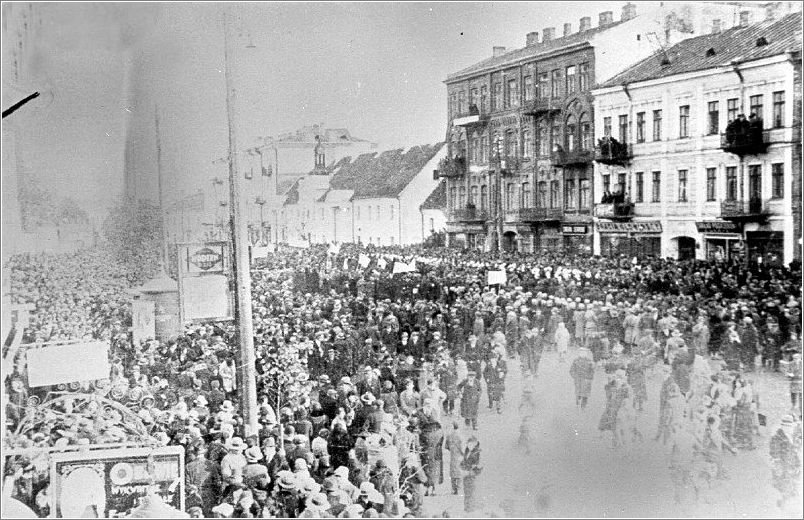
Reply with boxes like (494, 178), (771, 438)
(597, 220), (662, 233)
(696, 221), (739, 233)
(562, 225), (588, 235)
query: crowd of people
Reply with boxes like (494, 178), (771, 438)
(3, 242), (803, 517)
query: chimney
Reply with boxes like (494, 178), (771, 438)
(739, 10), (752, 27)
(599, 11), (614, 26)
(542, 27), (555, 41)
(765, 2), (779, 21)
(526, 31), (540, 46)
(711, 19), (721, 34)
(621, 2), (637, 21)
(563, 23), (572, 37)
(579, 16), (592, 32)
(493, 46), (506, 57)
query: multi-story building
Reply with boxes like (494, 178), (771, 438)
(591, 10), (802, 265)
(282, 143), (446, 247)
(440, 1), (772, 254)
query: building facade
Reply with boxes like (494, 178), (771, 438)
(591, 11), (802, 266)
(441, 2), (765, 254)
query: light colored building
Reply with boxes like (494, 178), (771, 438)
(420, 180), (448, 242)
(591, 10), (801, 265)
(282, 143), (446, 247)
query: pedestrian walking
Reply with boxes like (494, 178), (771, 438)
(769, 414), (802, 509)
(555, 321), (570, 363)
(461, 436), (482, 513)
(459, 372), (481, 430)
(569, 348), (594, 409)
(444, 422), (465, 495)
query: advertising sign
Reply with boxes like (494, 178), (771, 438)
(182, 274), (232, 321)
(695, 221), (739, 233)
(26, 342), (109, 388)
(49, 446), (184, 518)
(182, 243), (226, 274)
(597, 220), (662, 233)
(132, 300), (155, 346)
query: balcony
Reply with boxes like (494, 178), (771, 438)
(513, 207), (564, 222)
(437, 156), (466, 178)
(594, 138), (633, 167)
(522, 97), (562, 116)
(720, 129), (770, 156)
(720, 198), (769, 222)
(452, 104), (490, 128)
(449, 205), (488, 222)
(594, 202), (635, 220)
(551, 147), (593, 167)
(498, 155), (522, 175)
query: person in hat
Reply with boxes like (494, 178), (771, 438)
(301, 492), (331, 518)
(461, 436), (483, 513)
(399, 379), (419, 417)
(598, 369), (632, 448)
(444, 422), (465, 495)
(769, 414), (802, 508)
(270, 471), (300, 518)
(458, 372), (481, 430)
(569, 348), (595, 409)
(220, 437), (247, 486)
(554, 320), (571, 363)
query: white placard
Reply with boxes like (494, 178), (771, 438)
(252, 246), (271, 260)
(26, 342), (110, 388)
(132, 300), (155, 346)
(358, 253), (370, 268)
(182, 274), (232, 321)
(487, 270), (507, 286)
(392, 261), (414, 274)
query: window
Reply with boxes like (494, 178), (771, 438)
(537, 73), (549, 99)
(429, 218), (435, 232)
(580, 113), (592, 150)
(727, 98), (738, 122)
(458, 91), (466, 114)
(706, 168), (716, 201)
(725, 166), (737, 201)
(679, 105), (689, 138)
(603, 116), (612, 137)
(707, 101), (719, 135)
(652, 109), (662, 141)
(748, 165), (762, 198)
(566, 115), (577, 151)
(538, 120), (549, 156)
(550, 69), (561, 97)
(506, 183), (516, 209)
(480, 185), (488, 209)
(480, 134), (489, 163)
(458, 186), (466, 207)
(523, 129), (533, 159)
(773, 91), (784, 128)
(652, 171), (661, 202)
(506, 78), (518, 108)
(566, 65), (576, 94)
(550, 123), (561, 152)
(618, 115), (628, 143)
(677, 170), (688, 202)
(367, 206), (372, 220)
(537, 180), (547, 207)
(469, 136), (478, 164)
(602, 174), (611, 195)
(492, 82), (502, 111)
(579, 178), (590, 208)
(636, 112), (645, 143)
(578, 62), (590, 91)
(771, 163), (784, 198)
(749, 94), (763, 122)
(564, 179), (576, 209)
(480, 85), (488, 113)
(449, 93), (456, 118)
(522, 182), (532, 207)
(635, 172), (644, 203)
(550, 180), (559, 208)
(470, 185), (478, 206)
(505, 130), (517, 159)
(470, 88), (478, 109)
(523, 75), (533, 102)
(390, 205), (394, 220)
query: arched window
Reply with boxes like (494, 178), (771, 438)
(470, 185), (479, 206)
(521, 182), (532, 207)
(523, 129), (533, 159)
(480, 185), (488, 210)
(565, 114), (577, 152)
(505, 130), (517, 159)
(538, 120), (549, 156)
(579, 112), (592, 150)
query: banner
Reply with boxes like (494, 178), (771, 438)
(182, 275), (232, 321)
(26, 342), (110, 388)
(487, 270), (507, 286)
(358, 253), (370, 268)
(49, 446), (184, 518)
(377, 258), (387, 270)
(132, 300), (155, 346)
(329, 243), (341, 255)
(392, 261), (414, 274)
(252, 246), (271, 261)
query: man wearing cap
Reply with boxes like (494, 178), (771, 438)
(769, 415), (802, 508)
(459, 373), (481, 430)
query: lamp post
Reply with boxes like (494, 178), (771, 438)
(222, 4), (258, 436)
(492, 137), (504, 253)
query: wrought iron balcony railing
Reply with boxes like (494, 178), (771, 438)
(720, 198), (768, 220)
(449, 205), (489, 222)
(551, 147), (593, 167)
(437, 156), (467, 178)
(594, 202), (635, 220)
(594, 139), (633, 166)
(522, 97), (562, 116)
(720, 129), (770, 156)
(513, 207), (564, 222)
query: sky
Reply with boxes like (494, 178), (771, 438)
(9, 1), (640, 220)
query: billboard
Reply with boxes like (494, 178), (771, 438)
(49, 446), (184, 518)
(132, 299), (155, 346)
(177, 242), (234, 323)
(26, 342), (110, 388)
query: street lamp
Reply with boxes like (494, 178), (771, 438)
(492, 137), (504, 253)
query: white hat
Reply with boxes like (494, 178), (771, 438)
(333, 466), (350, 479)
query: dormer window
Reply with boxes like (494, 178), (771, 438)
(705, 47), (716, 57)
(756, 37), (768, 47)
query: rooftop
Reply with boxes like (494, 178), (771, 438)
(599, 11), (802, 88)
(420, 180), (447, 210)
(269, 124), (375, 145)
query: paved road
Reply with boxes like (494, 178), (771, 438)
(421, 348), (803, 518)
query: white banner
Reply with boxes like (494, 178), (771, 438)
(252, 246), (271, 260)
(358, 253), (370, 268)
(329, 242), (341, 255)
(132, 300), (155, 346)
(182, 274), (232, 321)
(26, 342), (110, 388)
(377, 258), (387, 269)
(392, 261), (414, 274)
(487, 270), (507, 286)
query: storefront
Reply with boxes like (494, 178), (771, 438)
(597, 220), (662, 259)
(746, 231), (784, 266)
(562, 224), (593, 256)
(535, 225), (562, 253)
(696, 221), (742, 262)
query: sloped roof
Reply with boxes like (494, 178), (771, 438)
(276, 176), (301, 196)
(420, 180), (447, 210)
(445, 20), (625, 83)
(324, 143), (445, 199)
(272, 125), (374, 145)
(600, 12), (802, 88)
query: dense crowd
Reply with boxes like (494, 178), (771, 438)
(3, 243), (803, 517)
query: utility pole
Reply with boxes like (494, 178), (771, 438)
(155, 105), (170, 272)
(222, 5), (259, 436)
(494, 137), (504, 253)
